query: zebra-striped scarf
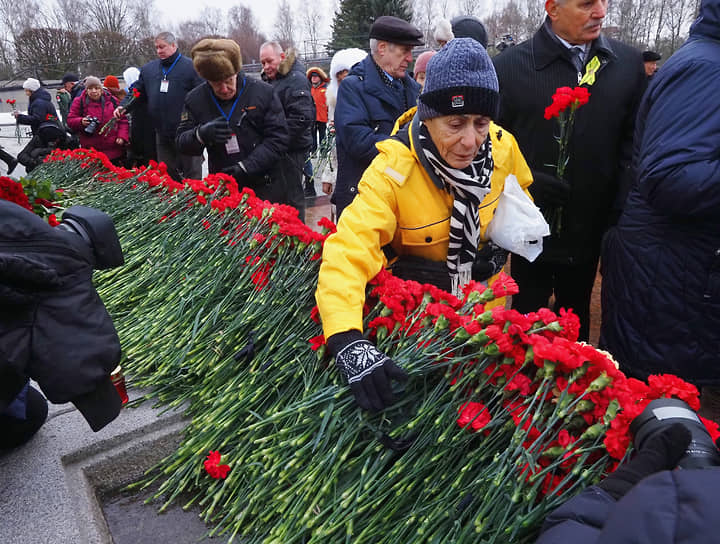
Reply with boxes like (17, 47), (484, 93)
(418, 122), (494, 297)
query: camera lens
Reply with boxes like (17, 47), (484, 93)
(630, 398), (720, 469)
(85, 118), (99, 135)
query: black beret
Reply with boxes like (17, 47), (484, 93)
(642, 50), (662, 62)
(61, 73), (79, 84)
(369, 16), (423, 46)
(451, 16), (488, 49)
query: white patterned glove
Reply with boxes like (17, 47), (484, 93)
(327, 331), (407, 412)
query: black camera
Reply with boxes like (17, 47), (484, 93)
(84, 116), (100, 135)
(630, 398), (720, 469)
(57, 206), (124, 269)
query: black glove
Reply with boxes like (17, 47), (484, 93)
(328, 330), (408, 412)
(529, 170), (571, 207)
(598, 423), (691, 500)
(473, 241), (509, 282)
(197, 117), (233, 146)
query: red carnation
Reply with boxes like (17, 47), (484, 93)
(203, 450), (230, 479)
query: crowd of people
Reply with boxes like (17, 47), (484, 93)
(3, 0), (720, 538)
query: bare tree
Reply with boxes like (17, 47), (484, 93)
(273, 0), (296, 50)
(0, 0), (42, 37)
(14, 27), (83, 78)
(413, 0), (437, 45)
(301, 2), (324, 58)
(228, 4), (267, 64)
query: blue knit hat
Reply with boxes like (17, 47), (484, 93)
(418, 37), (499, 121)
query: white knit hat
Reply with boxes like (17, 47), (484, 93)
(326, 48), (367, 117)
(22, 78), (41, 92)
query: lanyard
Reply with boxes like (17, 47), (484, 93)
(161, 54), (181, 79)
(209, 77), (246, 124)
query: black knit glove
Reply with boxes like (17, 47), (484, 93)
(197, 117), (233, 146)
(473, 241), (509, 282)
(327, 330), (407, 412)
(598, 423), (691, 500)
(530, 170), (571, 207)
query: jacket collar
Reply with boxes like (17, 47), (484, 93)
(359, 55), (417, 108)
(533, 17), (616, 71)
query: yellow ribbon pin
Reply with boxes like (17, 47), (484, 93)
(579, 56), (601, 86)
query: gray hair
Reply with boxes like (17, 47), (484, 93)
(155, 31), (176, 45)
(260, 41), (283, 55)
(369, 38), (379, 55)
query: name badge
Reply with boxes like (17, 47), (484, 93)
(160, 79), (169, 93)
(225, 134), (240, 154)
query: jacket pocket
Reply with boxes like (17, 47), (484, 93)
(399, 217), (450, 250)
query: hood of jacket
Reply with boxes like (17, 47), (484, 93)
(278, 48), (303, 78)
(306, 66), (329, 81)
(690, 0), (720, 39)
(30, 87), (52, 104)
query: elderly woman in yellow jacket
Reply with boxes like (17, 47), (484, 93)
(316, 38), (533, 412)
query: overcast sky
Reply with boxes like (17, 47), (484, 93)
(152, 0), (334, 39)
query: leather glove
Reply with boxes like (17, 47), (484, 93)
(197, 117), (233, 146)
(222, 164), (247, 182)
(327, 330), (408, 412)
(473, 241), (509, 282)
(529, 170), (571, 207)
(598, 423), (691, 500)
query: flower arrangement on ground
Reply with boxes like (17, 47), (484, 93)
(18, 148), (717, 543)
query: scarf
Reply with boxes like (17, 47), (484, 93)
(418, 122), (494, 296)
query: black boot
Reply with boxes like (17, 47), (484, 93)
(0, 147), (17, 175)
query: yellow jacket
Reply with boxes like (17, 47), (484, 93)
(316, 110), (533, 339)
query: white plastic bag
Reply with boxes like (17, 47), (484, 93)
(486, 174), (550, 262)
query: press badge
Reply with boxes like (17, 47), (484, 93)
(160, 79), (169, 93)
(225, 134), (240, 154)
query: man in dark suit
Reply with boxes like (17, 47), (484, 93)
(493, 0), (646, 341)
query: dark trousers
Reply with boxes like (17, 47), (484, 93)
(0, 385), (48, 449)
(511, 255), (600, 342)
(283, 151), (306, 222)
(155, 134), (203, 182)
(0, 146), (16, 168)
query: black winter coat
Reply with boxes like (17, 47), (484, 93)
(176, 74), (290, 203)
(16, 88), (57, 134)
(600, 0), (720, 385)
(122, 50), (203, 139)
(261, 50), (315, 153)
(536, 470), (720, 544)
(493, 20), (645, 263)
(0, 202), (122, 431)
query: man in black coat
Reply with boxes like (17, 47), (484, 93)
(260, 41), (315, 222)
(493, 0), (645, 341)
(176, 39), (290, 204)
(114, 31), (203, 181)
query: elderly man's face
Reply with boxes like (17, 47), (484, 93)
(260, 46), (284, 80)
(209, 75), (238, 101)
(155, 39), (177, 60)
(546, 0), (608, 45)
(644, 61), (658, 76)
(424, 114), (492, 169)
(375, 42), (414, 79)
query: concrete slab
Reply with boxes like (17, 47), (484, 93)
(0, 388), (188, 544)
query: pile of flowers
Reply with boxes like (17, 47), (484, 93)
(20, 149), (717, 543)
